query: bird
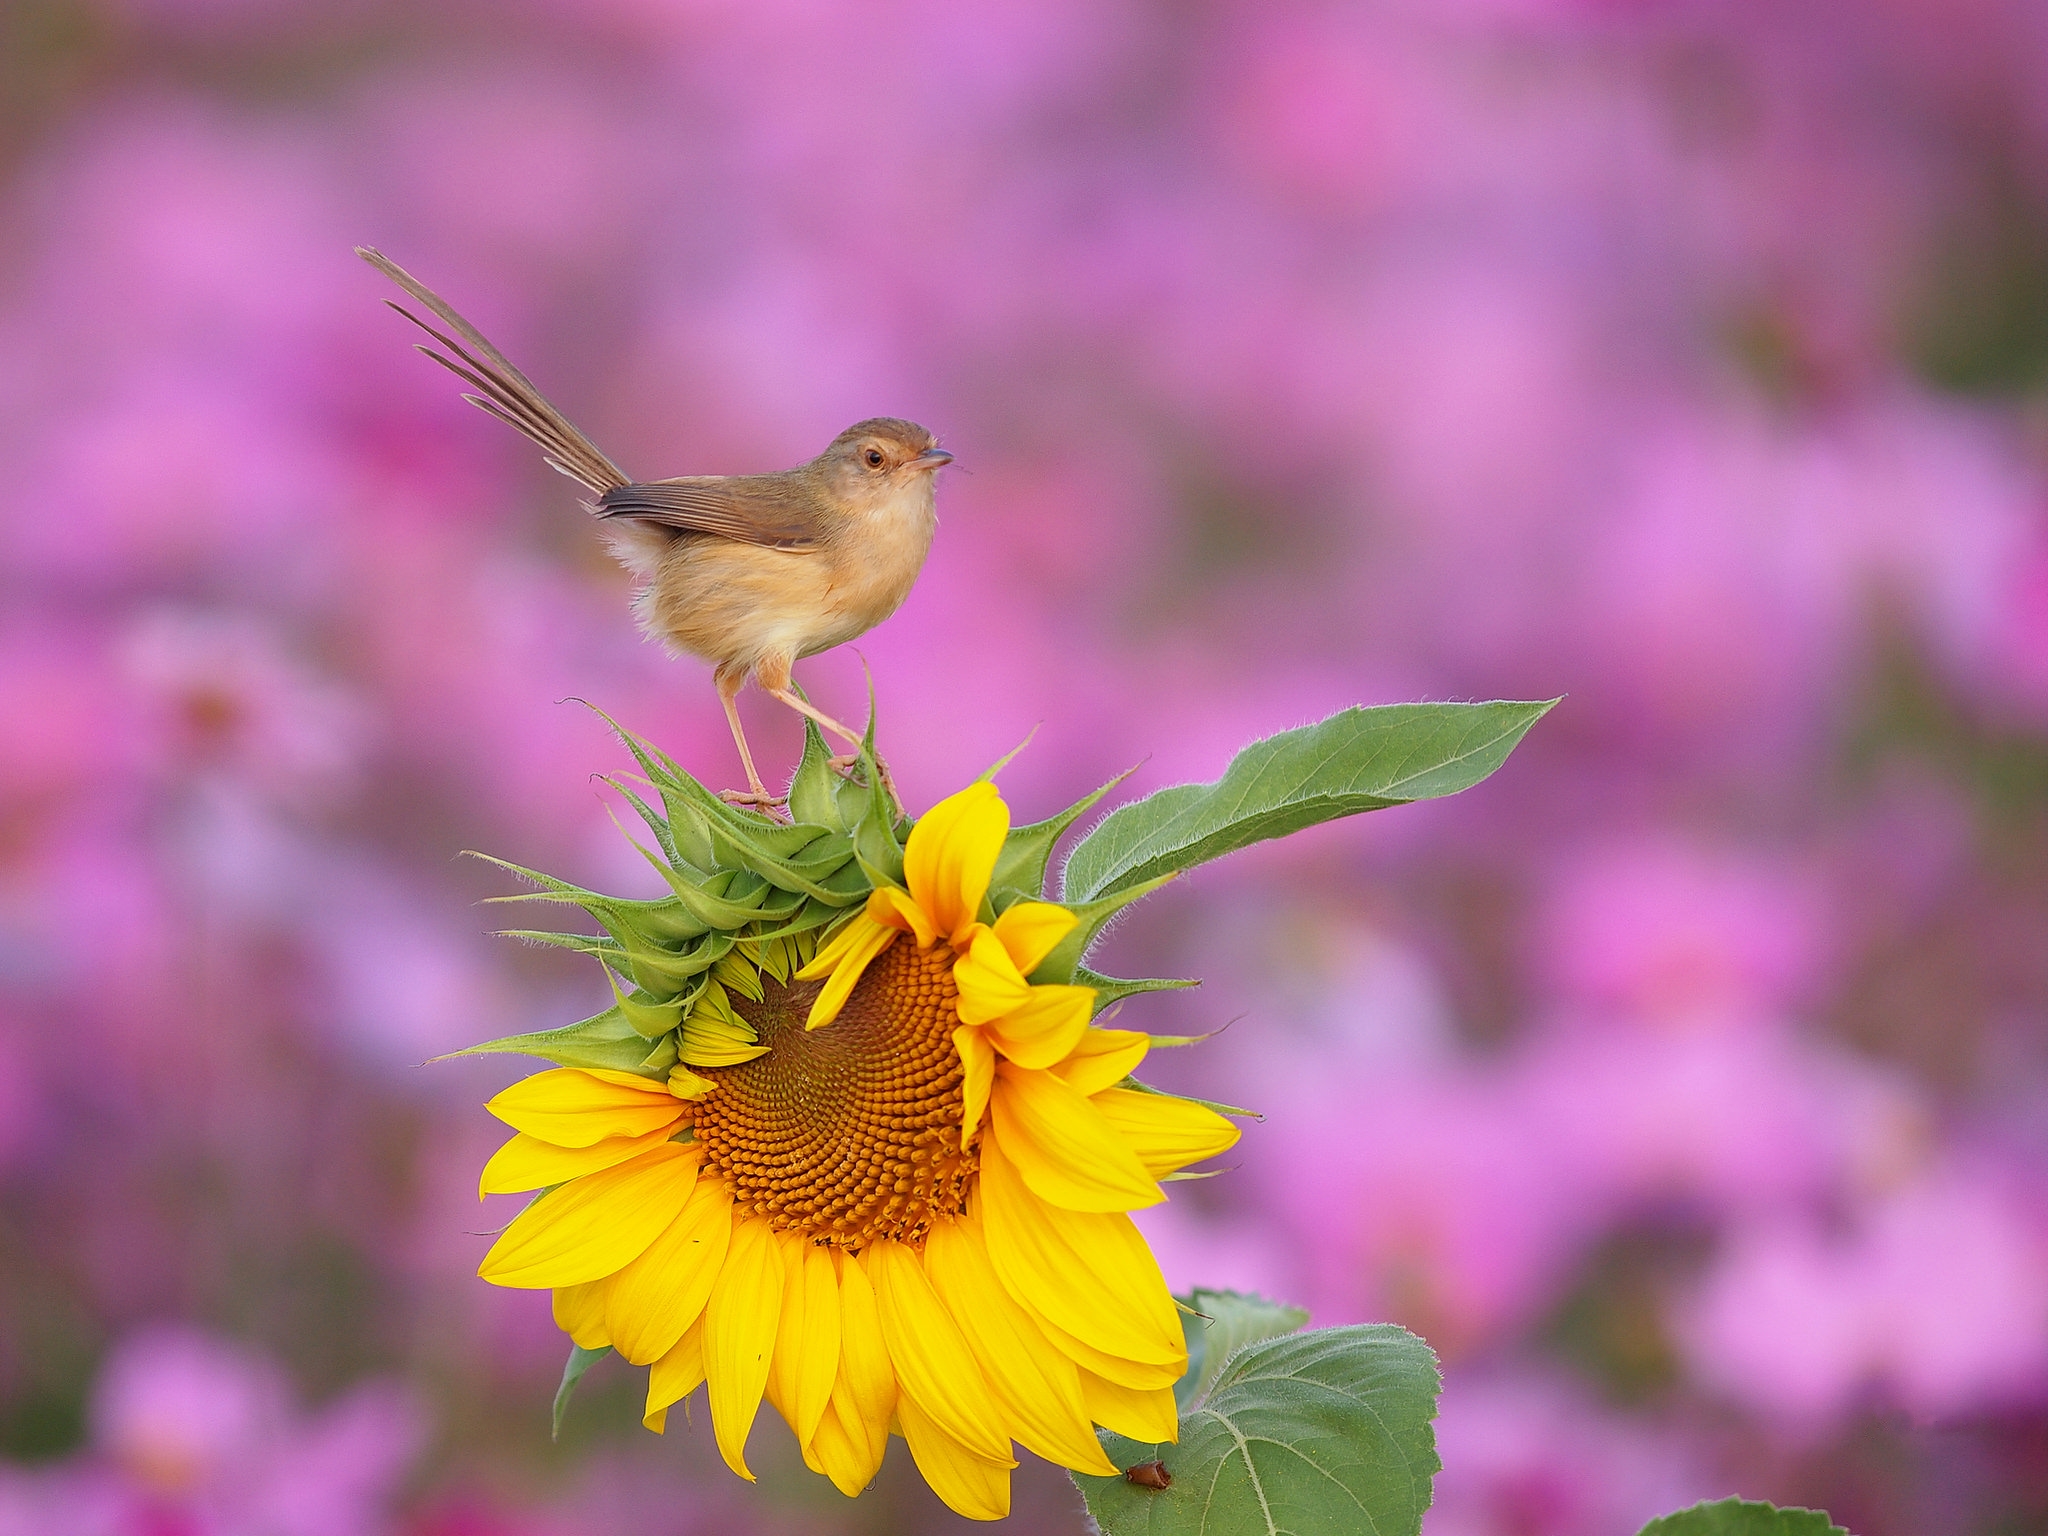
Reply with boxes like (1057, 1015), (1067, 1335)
(356, 246), (952, 812)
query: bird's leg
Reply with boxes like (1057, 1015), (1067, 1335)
(716, 666), (787, 813)
(763, 686), (903, 818)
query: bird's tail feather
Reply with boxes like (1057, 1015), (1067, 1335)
(356, 246), (629, 495)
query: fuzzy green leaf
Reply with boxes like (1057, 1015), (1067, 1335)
(1638, 1500), (1851, 1536)
(553, 1344), (610, 1439)
(1062, 701), (1559, 902)
(1075, 1322), (1441, 1536)
(1175, 1289), (1312, 1412)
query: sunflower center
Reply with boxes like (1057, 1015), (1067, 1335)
(690, 935), (975, 1250)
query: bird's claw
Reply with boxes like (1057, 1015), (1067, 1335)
(719, 787), (789, 815)
(827, 752), (904, 819)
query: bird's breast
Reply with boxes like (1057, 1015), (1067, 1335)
(820, 491), (935, 632)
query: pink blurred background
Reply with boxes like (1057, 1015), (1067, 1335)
(3, 1), (2047, 1532)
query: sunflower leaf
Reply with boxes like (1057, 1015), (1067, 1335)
(1074, 1321), (1441, 1536)
(1636, 1499), (1850, 1536)
(1174, 1289), (1312, 1411)
(1061, 700), (1559, 902)
(553, 1344), (611, 1439)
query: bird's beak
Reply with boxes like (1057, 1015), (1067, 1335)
(911, 448), (955, 472)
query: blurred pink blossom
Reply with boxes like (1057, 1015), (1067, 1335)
(1681, 1164), (2048, 1425)
(0, 1328), (419, 1536)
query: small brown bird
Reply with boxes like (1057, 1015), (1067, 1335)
(357, 247), (951, 810)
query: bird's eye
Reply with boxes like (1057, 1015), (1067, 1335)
(864, 448), (885, 468)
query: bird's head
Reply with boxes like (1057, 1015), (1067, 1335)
(814, 418), (953, 512)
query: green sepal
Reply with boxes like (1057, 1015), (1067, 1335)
(636, 1032), (680, 1075)
(585, 710), (717, 870)
(629, 844), (798, 931)
(994, 767), (1134, 899)
(602, 777), (681, 865)
(494, 927), (729, 1001)
(1637, 1499), (1850, 1536)
(553, 1344), (610, 1440)
(741, 898), (846, 945)
(472, 854), (713, 946)
(604, 968), (685, 1040)
(977, 724), (1039, 784)
(592, 707), (858, 896)
(787, 715), (845, 831)
(852, 772), (906, 891)
(1030, 873), (1179, 985)
(1123, 1076), (1261, 1120)
(437, 1005), (672, 1078)
(1074, 966), (1200, 1014)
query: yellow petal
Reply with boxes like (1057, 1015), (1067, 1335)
(925, 1213), (1118, 1476)
(479, 1143), (701, 1289)
(796, 912), (870, 978)
(702, 1213), (785, 1480)
(485, 1068), (685, 1148)
(767, 1236), (841, 1446)
(896, 1394), (1013, 1522)
(832, 1252), (897, 1483)
(803, 1397), (877, 1497)
(991, 901), (1079, 977)
(479, 1124), (681, 1196)
(952, 927), (1032, 1026)
(1051, 1028), (1152, 1097)
(981, 984), (1094, 1070)
(977, 1137), (1185, 1368)
(903, 781), (1007, 946)
(552, 1279), (611, 1351)
(799, 917), (897, 1030)
(643, 1317), (706, 1433)
(865, 1238), (1012, 1463)
(1091, 1087), (1242, 1178)
(869, 884), (938, 948)
(1078, 1368), (1180, 1444)
(990, 1063), (1162, 1212)
(955, 1026), (994, 1143)
(602, 1173), (733, 1364)
(1019, 1301), (1184, 1391)
(667, 1065), (714, 1099)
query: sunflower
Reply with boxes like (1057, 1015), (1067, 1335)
(474, 781), (1241, 1520)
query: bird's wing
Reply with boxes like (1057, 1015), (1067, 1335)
(595, 477), (824, 551)
(357, 246), (630, 495)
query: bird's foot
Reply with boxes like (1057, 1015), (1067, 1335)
(719, 786), (789, 816)
(828, 752), (904, 819)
